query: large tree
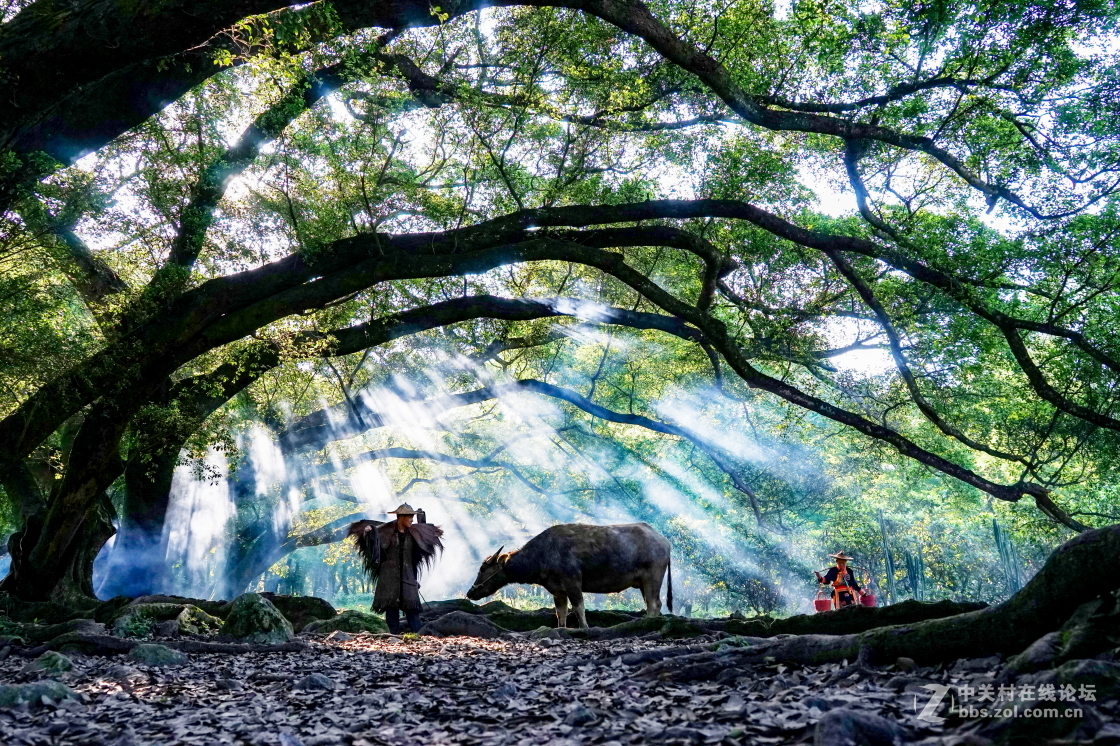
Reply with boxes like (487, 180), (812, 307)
(2, 0), (1120, 602)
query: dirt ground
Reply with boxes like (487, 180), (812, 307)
(0, 632), (1114, 746)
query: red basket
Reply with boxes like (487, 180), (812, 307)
(860, 593), (877, 607)
(813, 598), (832, 612)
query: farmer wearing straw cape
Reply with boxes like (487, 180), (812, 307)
(820, 551), (864, 609)
(348, 504), (444, 634)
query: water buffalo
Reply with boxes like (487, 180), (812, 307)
(466, 522), (672, 628)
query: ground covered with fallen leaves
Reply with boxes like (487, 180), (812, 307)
(0, 632), (1115, 746)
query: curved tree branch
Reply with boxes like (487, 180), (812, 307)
(823, 249), (1032, 467)
(165, 64), (352, 270)
(1, 197), (1102, 532)
(565, 0), (1049, 217)
(351, 447), (550, 495)
(2, 0), (1087, 222)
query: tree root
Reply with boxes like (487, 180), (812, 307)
(634, 524), (1120, 680)
(713, 598), (985, 638)
(12, 633), (309, 657)
(821, 644), (876, 685)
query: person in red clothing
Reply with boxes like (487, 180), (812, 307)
(821, 551), (863, 609)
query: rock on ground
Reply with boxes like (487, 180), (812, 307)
(175, 605), (224, 636)
(259, 594), (336, 633)
(292, 672), (338, 691)
(419, 610), (504, 639)
(221, 594), (294, 644)
(22, 651), (73, 675)
(0, 680), (77, 709)
(813, 709), (904, 746)
(129, 644), (187, 667)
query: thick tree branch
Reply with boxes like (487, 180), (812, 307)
(17, 197), (128, 307)
(0, 198), (1102, 531)
(0, 0), (1069, 222)
(278, 295), (701, 451)
(227, 511), (369, 592)
(166, 64), (351, 270)
(348, 447), (550, 495)
(2, 195), (1109, 464)
(367, 51), (729, 131)
(563, 0), (1046, 216)
(635, 273), (1092, 529)
(0, 0), (490, 212)
(757, 77), (1006, 114)
(824, 249), (1031, 466)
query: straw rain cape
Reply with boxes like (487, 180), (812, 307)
(348, 520), (444, 612)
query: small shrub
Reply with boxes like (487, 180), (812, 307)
(116, 608), (156, 638)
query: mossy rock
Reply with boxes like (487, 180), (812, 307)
(221, 593), (293, 643)
(125, 595), (230, 619)
(114, 602), (187, 623)
(22, 651), (73, 676)
(113, 614), (154, 638)
(113, 603), (188, 638)
(260, 594), (336, 631)
(303, 610), (388, 634)
(0, 681), (77, 708)
(1, 617), (104, 644)
(129, 643), (187, 667)
(420, 610), (503, 638)
(176, 605), (223, 635)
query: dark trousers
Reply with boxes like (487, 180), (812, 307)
(386, 607), (421, 634)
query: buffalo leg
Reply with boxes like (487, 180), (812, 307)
(568, 589), (588, 629)
(553, 593), (569, 628)
(641, 579), (662, 617)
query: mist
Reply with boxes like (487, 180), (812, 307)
(88, 328), (1042, 615)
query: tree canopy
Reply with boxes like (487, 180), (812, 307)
(2, 0), (1120, 607)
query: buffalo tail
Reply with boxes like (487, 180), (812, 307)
(667, 555), (673, 614)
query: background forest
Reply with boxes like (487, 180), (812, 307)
(2, 0), (1119, 617)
